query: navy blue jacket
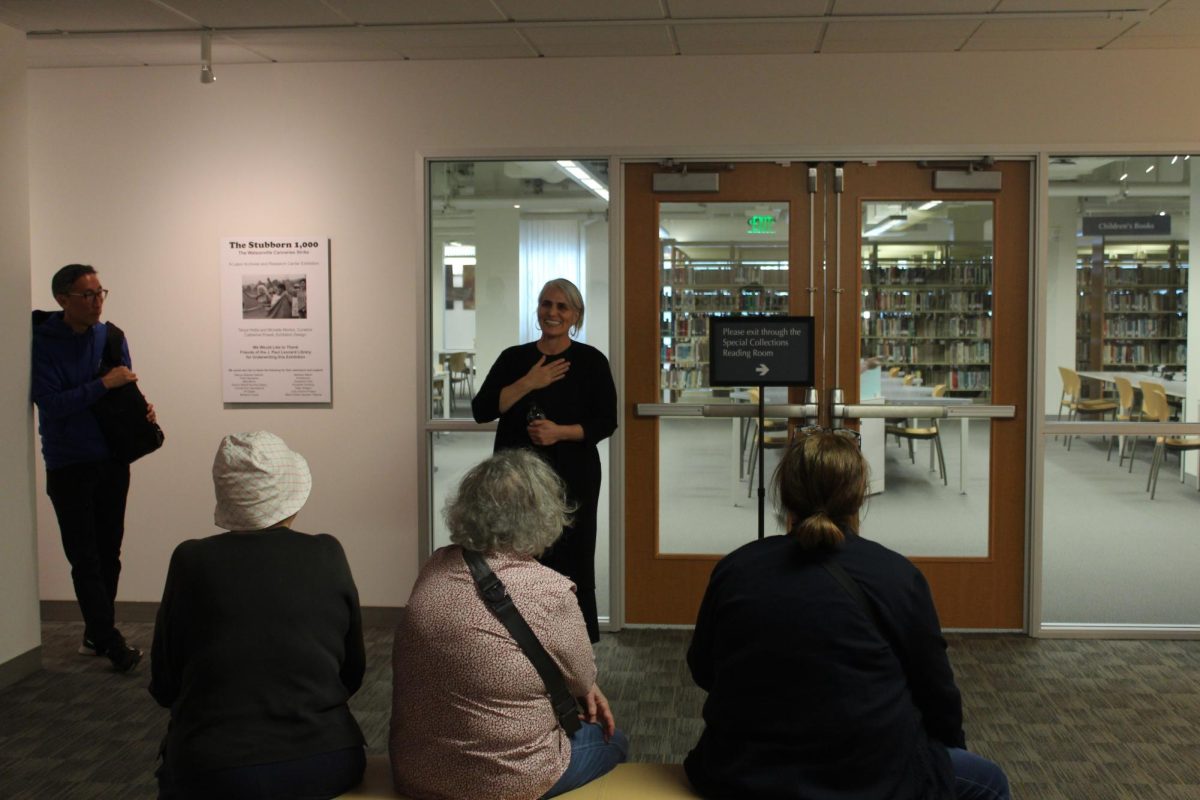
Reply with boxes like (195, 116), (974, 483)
(31, 312), (131, 469)
(686, 533), (964, 800)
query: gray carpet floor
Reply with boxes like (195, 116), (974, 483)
(2, 622), (1199, 799)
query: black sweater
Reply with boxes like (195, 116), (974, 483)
(149, 528), (366, 776)
(685, 533), (963, 800)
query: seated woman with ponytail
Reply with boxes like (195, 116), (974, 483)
(684, 428), (1010, 800)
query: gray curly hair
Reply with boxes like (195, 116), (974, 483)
(445, 449), (575, 556)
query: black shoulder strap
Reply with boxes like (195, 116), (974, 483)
(462, 549), (581, 735)
(822, 560), (888, 637)
(101, 322), (126, 371)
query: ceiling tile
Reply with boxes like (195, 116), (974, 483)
(1107, 33), (1200, 49)
(669, 0), (828, 18)
(522, 24), (674, 56)
(0, 0), (189, 32)
(674, 22), (822, 54)
(970, 17), (1130, 41)
(324, 0), (505, 25)
(23, 37), (144, 68)
(157, 0), (347, 28)
(498, 0), (663, 22)
(821, 36), (968, 53)
(833, 0), (994, 13)
(961, 36), (1112, 51)
(995, 0), (1153, 11)
(823, 19), (978, 40)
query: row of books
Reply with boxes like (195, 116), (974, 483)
(662, 265), (789, 286)
(1101, 266), (1188, 287)
(863, 316), (993, 337)
(1103, 294), (1187, 312)
(1104, 343), (1187, 365)
(865, 290), (991, 312)
(861, 262), (992, 285)
(1102, 317), (1188, 338)
(869, 341), (991, 363)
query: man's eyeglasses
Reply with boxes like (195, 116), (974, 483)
(64, 289), (109, 302)
(798, 425), (862, 447)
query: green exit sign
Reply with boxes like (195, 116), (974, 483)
(747, 214), (776, 235)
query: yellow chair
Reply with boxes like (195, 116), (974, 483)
(1056, 366), (1117, 450)
(884, 384), (948, 486)
(888, 367), (901, 377)
(1125, 381), (1167, 471)
(1136, 384), (1200, 498)
(1107, 376), (1147, 464)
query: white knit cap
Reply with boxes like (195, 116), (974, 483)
(212, 431), (312, 530)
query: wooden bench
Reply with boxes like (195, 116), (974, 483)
(340, 754), (695, 799)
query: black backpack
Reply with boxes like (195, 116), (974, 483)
(92, 322), (165, 463)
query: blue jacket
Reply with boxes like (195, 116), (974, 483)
(31, 312), (131, 469)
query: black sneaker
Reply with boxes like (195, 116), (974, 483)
(77, 637), (102, 657)
(103, 634), (143, 673)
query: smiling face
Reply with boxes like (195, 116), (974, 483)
(537, 286), (580, 341)
(55, 272), (106, 332)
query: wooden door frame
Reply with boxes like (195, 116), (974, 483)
(837, 161), (1030, 629)
(624, 160), (1030, 630)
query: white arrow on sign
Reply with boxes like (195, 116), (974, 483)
(755, 363), (770, 376)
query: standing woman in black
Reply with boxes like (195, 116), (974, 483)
(472, 278), (617, 642)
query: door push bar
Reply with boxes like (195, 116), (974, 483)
(635, 403), (1017, 420)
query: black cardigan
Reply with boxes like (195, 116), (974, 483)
(149, 528), (366, 776)
(685, 533), (963, 800)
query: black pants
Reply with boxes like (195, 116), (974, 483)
(157, 746), (365, 800)
(539, 498), (599, 643)
(46, 459), (130, 650)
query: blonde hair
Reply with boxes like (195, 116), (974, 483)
(773, 430), (869, 551)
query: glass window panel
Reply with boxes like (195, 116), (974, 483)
(858, 200), (994, 558)
(1042, 154), (1198, 627)
(427, 159), (612, 620)
(658, 202), (789, 554)
(428, 159), (610, 420)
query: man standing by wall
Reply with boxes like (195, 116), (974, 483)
(31, 264), (153, 673)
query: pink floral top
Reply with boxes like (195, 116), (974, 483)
(389, 546), (596, 800)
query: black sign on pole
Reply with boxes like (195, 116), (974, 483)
(709, 316), (815, 387)
(710, 316), (814, 539)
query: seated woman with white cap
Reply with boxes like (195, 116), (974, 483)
(150, 431), (366, 800)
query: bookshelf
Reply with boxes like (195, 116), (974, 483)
(860, 241), (994, 396)
(660, 240), (789, 400)
(1077, 241), (1189, 371)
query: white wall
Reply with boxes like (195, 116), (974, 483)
(24, 50), (1200, 609)
(1, 22), (40, 675)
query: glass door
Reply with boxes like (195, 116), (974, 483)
(624, 160), (1030, 630)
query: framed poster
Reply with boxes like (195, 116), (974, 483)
(220, 237), (331, 403)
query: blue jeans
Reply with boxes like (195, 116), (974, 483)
(541, 723), (629, 798)
(949, 747), (1010, 800)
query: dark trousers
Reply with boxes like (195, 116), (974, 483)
(157, 746), (366, 800)
(539, 500), (599, 643)
(46, 459), (130, 650)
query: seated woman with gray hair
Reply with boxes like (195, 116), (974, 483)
(150, 431), (366, 800)
(390, 448), (627, 800)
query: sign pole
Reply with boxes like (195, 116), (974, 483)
(757, 384), (766, 539)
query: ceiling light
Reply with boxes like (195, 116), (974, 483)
(864, 216), (907, 237)
(556, 160), (609, 202)
(200, 31), (215, 84)
(917, 200), (942, 211)
(1119, 172), (1128, 181)
(1145, 165), (1155, 173)
(1171, 156), (1179, 165)
(513, 204), (520, 209)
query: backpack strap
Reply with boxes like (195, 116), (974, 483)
(461, 549), (582, 735)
